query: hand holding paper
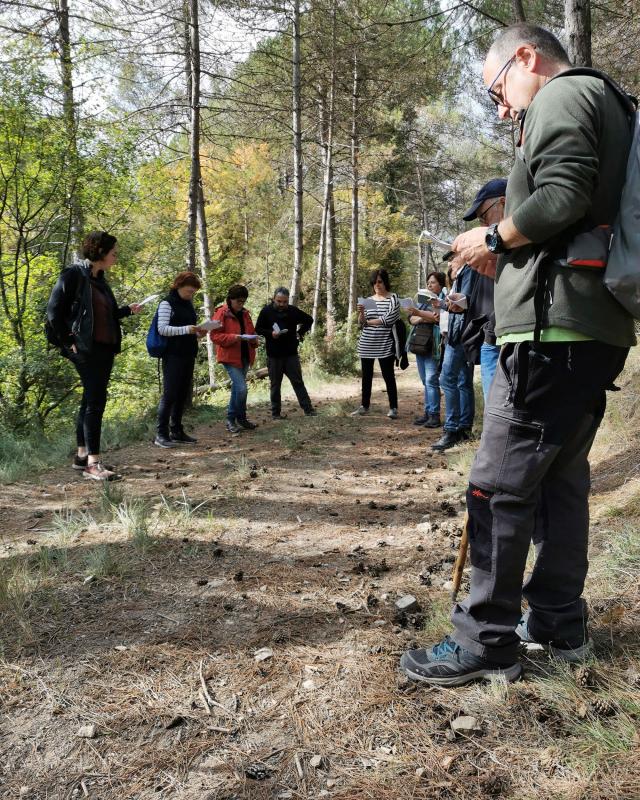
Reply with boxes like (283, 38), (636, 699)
(137, 294), (160, 307)
(197, 319), (222, 332)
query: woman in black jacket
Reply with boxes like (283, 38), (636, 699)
(154, 272), (205, 448)
(46, 231), (142, 481)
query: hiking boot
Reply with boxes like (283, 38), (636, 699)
(154, 434), (177, 449)
(387, 408), (398, 420)
(516, 611), (594, 663)
(237, 418), (258, 430)
(350, 405), (369, 416)
(272, 413), (288, 420)
(413, 414), (430, 426)
(400, 635), (522, 687)
(170, 430), (197, 444)
(431, 430), (460, 451)
(423, 414), (442, 428)
(459, 428), (474, 441)
(304, 408), (318, 417)
(226, 420), (241, 434)
(82, 462), (120, 482)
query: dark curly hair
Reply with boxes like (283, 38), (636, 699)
(81, 231), (117, 262)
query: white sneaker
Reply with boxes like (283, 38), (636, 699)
(350, 405), (369, 416)
(387, 408), (398, 419)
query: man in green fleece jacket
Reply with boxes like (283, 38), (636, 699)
(400, 24), (636, 686)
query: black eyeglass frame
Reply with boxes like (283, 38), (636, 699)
(487, 55), (516, 107)
(477, 197), (503, 223)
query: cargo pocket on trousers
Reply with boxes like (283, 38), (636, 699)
(470, 409), (554, 498)
(466, 484), (494, 572)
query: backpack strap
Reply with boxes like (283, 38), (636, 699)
(547, 67), (637, 116)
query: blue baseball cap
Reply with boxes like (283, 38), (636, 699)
(463, 178), (507, 221)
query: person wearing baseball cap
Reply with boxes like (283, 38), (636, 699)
(460, 179), (507, 400)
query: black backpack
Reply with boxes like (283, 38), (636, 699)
(44, 267), (86, 351)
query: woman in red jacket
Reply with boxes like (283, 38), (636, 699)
(211, 284), (260, 434)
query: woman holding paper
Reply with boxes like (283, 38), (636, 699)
(352, 268), (400, 418)
(211, 284), (259, 434)
(46, 231), (143, 480)
(154, 271), (206, 448)
(406, 271), (447, 428)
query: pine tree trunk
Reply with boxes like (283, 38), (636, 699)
(290, 0), (304, 304)
(56, 0), (84, 262)
(565, 0), (592, 66)
(347, 54), (359, 332)
(324, 1), (337, 340)
(511, 0), (526, 22)
(186, 0), (198, 271)
(189, 0), (215, 386)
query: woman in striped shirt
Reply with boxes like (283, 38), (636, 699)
(154, 271), (205, 448)
(352, 268), (400, 418)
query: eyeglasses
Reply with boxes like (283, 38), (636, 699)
(487, 55), (515, 107)
(477, 198), (502, 224)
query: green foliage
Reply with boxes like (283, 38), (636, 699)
(301, 323), (360, 377)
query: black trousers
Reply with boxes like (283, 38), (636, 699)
(452, 340), (628, 664)
(157, 354), (195, 436)
(361, 355), (398, 409)
(73, 344), (115, 455)
(267, 354), (312, 415)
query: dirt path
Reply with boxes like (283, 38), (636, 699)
(1, 368), (638, 800)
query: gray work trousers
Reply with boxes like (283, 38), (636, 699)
(451, 340), (628, 664)
(268, 353), (312, 416)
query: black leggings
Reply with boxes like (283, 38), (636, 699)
(74, 345), (115, 455)
(361, 355), (398, 409)
(157, 354), (195, 436)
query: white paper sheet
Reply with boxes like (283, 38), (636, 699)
(357, 297), (378, 311)
(137, 294), (160, 307)
(421, 228), (453, 252)
(197, 319), (222, 331)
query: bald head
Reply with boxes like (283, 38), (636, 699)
(488, 24), (570, 67)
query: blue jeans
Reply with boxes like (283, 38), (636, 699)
(439, 342), (474, 432)
(415, 354), (440, 416)
(223, 364), (249, 422)
(480, 342), (500, 403)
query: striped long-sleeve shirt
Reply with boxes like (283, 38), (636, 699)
(357, 294), (400, 359)
(157, 300), (192, 336)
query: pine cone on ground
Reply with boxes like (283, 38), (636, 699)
(574, 665), (597, 689)
(590, 697), (616, 717)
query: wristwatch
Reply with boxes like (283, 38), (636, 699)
(485, 223), (508, 254)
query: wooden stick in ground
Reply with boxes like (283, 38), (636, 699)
(451, 511), (469, 602)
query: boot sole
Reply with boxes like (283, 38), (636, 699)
(399, 656), (522, 686)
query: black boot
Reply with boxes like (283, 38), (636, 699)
(423, 414), (442, 428)
(170, 429), (197, 444)
(154, 431), (176, 448)
(431, 430), (460, 451)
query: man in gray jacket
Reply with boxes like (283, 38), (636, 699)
(401, 24), (635, 685)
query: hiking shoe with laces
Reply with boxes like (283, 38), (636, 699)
(516, 611), (594, 663)
(226, 420), (241, 434)
(413, 414), (430, 426)
(400, 635), (522, 686)
(170, 431), (197, 444)
(387, 408), (398, 419)
(423, 414), (442, 428)
(237, 418), (257, 430)
(350, 405), (369, 416)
